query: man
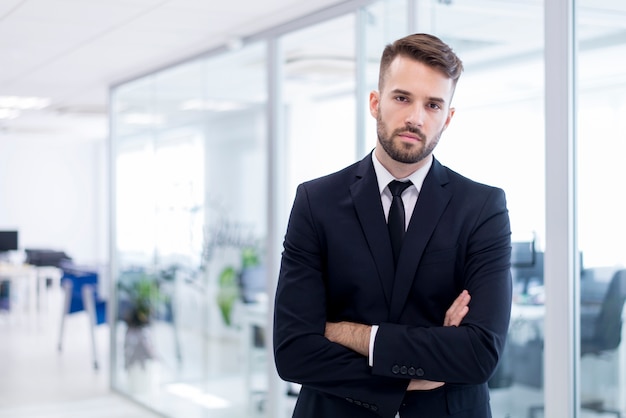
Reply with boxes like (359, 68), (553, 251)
(273, 33), (512, 418)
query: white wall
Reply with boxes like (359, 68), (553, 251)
(0, 135), (108, 265)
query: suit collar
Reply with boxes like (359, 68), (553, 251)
(351, 153), (395, 306)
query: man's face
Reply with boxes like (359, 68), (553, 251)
(370, 55), (456, 167)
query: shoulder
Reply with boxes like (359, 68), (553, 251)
(432, 159), (508, 212)
(434, 158), (505, 196)
(299, 155), (369, 193)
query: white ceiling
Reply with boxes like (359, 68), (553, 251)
(1, 0), (625, 144)
(0, 0), (344, 142)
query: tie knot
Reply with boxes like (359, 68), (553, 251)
(388, 180), (412, 197)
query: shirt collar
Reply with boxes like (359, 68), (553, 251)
(372, 150), (433, 195)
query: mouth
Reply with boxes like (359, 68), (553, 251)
(396, 130), (423, 142)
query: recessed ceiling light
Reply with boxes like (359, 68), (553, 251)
(0, 96), (51, 110)
(181, 99), (245, 112)
(122, 113), (164, 125)
(0, 108), (20, 120)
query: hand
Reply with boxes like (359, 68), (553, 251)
(444, 289), (471, 327)
(408, 289), (470, 391)
(407, 379), (445, 390)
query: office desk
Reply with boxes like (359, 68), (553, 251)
(0, 263), (38, 313)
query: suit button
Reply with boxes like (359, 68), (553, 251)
(408, 367), (416, 376)
(363, 403), (370, 409)
(355, 400), (362, 406)
(345, 397), (353, 403)
(392, 365), (400, 374)
(371, 405), (378, 412)
(416, 368), (424, 377)
(400, 366), (408, 375)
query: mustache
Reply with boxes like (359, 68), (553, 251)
(393, 125), (427, 141)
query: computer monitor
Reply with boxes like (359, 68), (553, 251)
(511, 240), (536, 268)
(0, 231), (19, 253)
(513, 252), (544, 283)
(511, 240), (544, 297)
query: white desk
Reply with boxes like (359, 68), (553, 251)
(0, 263), (38, 313)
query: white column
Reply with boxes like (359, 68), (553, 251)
(267, 35), (289, 418)
(544, 0), (579, 417)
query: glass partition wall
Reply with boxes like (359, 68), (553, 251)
(111, 44), (268, 418)
(577, 0), (626, 415)
(109, 0), (626, 417)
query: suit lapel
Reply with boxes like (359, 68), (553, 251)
(389, 160), (451, 322)
(350, 155), (395, 306)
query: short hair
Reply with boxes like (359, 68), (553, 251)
(378, 33), (464, 91)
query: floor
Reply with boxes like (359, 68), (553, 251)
(2, 273), (621, 418)
(0, 281), (160, 418)
(0, 272), (289, 418)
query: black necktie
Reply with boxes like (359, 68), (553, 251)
(388, 180), (412, 265)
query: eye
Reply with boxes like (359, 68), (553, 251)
(428, 102), (442, 110)
(394, 95), (409, 103)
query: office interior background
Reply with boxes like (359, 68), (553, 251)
(1, 0), (625, 417)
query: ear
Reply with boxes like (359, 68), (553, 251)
(442, 107), (455, 131)
(369, 90), (380, 119)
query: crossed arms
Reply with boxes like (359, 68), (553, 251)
(324, 290), (471, 391)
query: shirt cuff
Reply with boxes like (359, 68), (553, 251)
(368, 324), (379, 367)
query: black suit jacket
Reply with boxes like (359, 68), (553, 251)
(274, 153), (512, 418)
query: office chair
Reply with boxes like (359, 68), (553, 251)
(581, 269), (626, 355)
(58, 264), (107, 370)
(578, 269), (626, 417)
(528, 269), (626, 418)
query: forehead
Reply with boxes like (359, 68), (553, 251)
(382, 55), (454, 99)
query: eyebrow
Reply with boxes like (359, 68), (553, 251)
(390, 88), (447, 106)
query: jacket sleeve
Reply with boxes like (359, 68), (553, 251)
(371, 187), (512, 384)
(273, 184), (407, 418)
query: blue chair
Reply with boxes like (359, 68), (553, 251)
(58, 264), (107, 370)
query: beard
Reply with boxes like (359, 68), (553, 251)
(376, 113), (442, 164)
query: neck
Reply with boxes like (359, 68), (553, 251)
(374, 147), (432, 179)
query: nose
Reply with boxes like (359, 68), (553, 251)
(405, 104), (425, 128)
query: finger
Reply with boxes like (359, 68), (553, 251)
(450, 290), (470, 310)
(444, 291), (471, 326)
(407, 379), (445, 391)
(445, 290), (469, 317)
(445, 305), (469, 326)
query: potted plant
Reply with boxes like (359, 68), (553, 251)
(216, 245), (265, 326)
(217, 265), (239, 326)
(239, 246), (265, 304)
(117, 271), (162, 372)
(118, 273), (160, 327)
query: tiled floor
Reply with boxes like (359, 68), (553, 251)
(0, 283), (160, 418)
